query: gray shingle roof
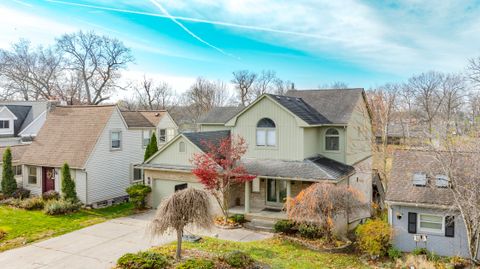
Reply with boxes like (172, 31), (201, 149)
(183, 130), (231, 152)
(386, 150), (454, 206)
(198, 107), (244, 124)
(242, 155), (354, 181)
(286, 89), (364, 124)
(267, 94), (331, 125)
(2, 105), (32, 136)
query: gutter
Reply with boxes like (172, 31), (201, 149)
(385, 200), (457, 210)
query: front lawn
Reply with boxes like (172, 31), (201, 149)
(157, 237), (369, 269)
(0, 202), (135, 252)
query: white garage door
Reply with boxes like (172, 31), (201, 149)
(152, 179), (203, 208)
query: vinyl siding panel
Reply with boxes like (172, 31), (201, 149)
(346, 98), (372, 165)
(149, 136), (201, 166)
(84, 109), (144, 204)
(231, 97), (304, 161)
(22, 165), (42, 196)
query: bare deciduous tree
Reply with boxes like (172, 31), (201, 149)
(231, 70), (257, 106)
(56, 31), (134, 104)
(367, 84), (398, 181)
(134, 75), (175, 110)
(0, 39), (64, 101)
(439, 73), (467, 135)
(433, 139), (480, 263)
(406, 71), (444, 136)
(319, 81), (349, 89)
(468, 56), (480, 88)
(253, 70), (276, 98)
(149, 188), (213, 260)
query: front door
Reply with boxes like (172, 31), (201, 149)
(266, 179), (287, 207)
(42, 167), (55, 193)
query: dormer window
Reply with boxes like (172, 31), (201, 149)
(413, 172), (427, 186)
(325, 128), (340, 151)
(256, 118), (276, 147)
(0, 120), (9, 129)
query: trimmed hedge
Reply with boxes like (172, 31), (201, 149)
(117, 251), (170, 269)
(175, 258), (214, 269)
(126, 184), (151, 209)
(43, 199), (81, 215)
(355, 219), (392, 257)
(221, 251), (254, 268)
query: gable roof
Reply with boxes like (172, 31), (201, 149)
(198, 107), (244, 124)
(386, 150), (454, 206)
(21, 105), (116, 169)
(0, 105), (31, 136)
(266, 94), (331, 125)
(242, 155), (354, 181)
(286, 89), (364, 124)
(183, 130), (230, 152)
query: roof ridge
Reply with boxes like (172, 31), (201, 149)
(57, 105), (116, 108)
(291, 88), (364, 92)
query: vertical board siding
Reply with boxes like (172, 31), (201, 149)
(149, 137), (201, 166)
(346, 99), (372, 165)
(231, 97), (304, 161)
(84, 109), (144, 204)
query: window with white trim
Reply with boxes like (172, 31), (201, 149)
(256, 118), (276, 147)
(111, 131), (122, 150)
(159, 129), (166, 143)
(133, 168), (143, 182)
(28, 167), (37, 184)
(419, 214), (443, 233)
(0, 120), (9, 129)
(142, 130), (151, 148)
(325, 128), (340, 151)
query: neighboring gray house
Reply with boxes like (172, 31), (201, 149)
(386, 150), (478, 258)
(18, 105), (177, 207)
(0, 101), (50, 146)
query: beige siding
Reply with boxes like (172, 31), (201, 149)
(149, 136), (201, 166)
(199, 124), (231, 132)
(84, 109), (145, 204)
(346, 98), (372, 165)
(231, 97), (305, 160)
(22, 165), (42, 196)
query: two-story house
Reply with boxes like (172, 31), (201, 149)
(141, 89), (373, 232)
(0, 101), (51, 146)
(16, 105), (177, 207)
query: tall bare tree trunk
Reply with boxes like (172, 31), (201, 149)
(176, 229), (183, 260)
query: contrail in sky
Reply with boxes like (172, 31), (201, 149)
(147, 0), (237, 59)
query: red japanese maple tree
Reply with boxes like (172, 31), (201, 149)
(191, 134), (255, 221)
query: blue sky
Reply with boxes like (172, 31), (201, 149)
(1, 0), (480, 96)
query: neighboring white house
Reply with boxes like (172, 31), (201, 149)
(0, 101), (51, 146)
(18, 105), (177, 207)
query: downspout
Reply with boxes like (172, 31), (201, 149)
(84, 169), (89, 205)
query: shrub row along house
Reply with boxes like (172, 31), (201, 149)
(140, 89), (374, 233)
(386, 150), (479, 258)
(0, 104), (177, 207)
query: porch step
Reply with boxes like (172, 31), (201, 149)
(244, 219), (276, 232)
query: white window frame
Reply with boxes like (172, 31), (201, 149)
(325, 128), (340, 152)
(0, 120), (10, 129)
(256, 118), (277, 148)
(159, 129), (167, 143)
(110, 130), (122, 150)
(132, 167), (143, 183)
(13, 165), (22, 176)
(28, 166), (37, 185)
(142, 130), (152, 148)
(418, 213), (444, 234)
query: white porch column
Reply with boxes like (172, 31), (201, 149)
(244, 181), (251, 213)
(286, 180), (292, 200)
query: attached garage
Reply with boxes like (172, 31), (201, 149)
(151, 177), (203, 208)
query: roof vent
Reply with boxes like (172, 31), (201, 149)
(435, 175), (449, 188)
(155, 113), (160, 117)
(412, 172), (427, 186)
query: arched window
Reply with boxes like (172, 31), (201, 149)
(256, 118), (276, 147)
(325, 128), (339, 151)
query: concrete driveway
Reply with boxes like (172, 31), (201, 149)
(0, 211), (272, 269)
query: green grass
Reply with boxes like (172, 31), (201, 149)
(166, 237), (369, 269)
(0, 202), (135, 252)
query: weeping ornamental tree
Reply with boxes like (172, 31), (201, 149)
(1, 147), (16, 196)
(191, 135), (255, 222)
(149, 188), (213, 260)
(286, 183), (367, 242)
(144, 132), (159, 161)
(61, 163), (78, 202)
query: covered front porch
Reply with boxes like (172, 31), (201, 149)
(229, 177), (313, 221)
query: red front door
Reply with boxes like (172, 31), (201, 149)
(42, 167), (55, 193)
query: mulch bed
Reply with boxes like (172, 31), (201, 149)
(277, 234), (352, 253)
